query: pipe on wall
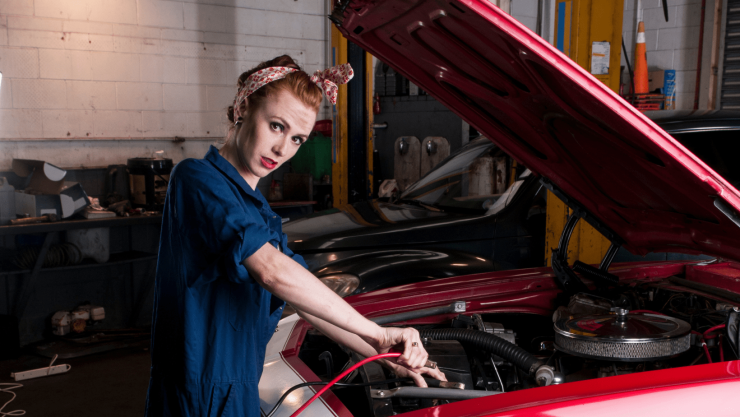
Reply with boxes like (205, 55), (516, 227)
(707, 0), (724, 109)
(693, 0), (707, 109)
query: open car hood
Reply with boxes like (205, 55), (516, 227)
(333, 0), (740, 261)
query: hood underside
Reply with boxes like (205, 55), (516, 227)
(334, 0), (740, 260)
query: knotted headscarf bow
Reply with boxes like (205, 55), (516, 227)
(309, 63), (354, 105)
(233, 63), (354, 123)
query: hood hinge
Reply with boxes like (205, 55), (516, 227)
(329, 0), (350, 26)
(541, 178), (623, 294)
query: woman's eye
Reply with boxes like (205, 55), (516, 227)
(270, 122), (283, 132)
(291, 137), (304, 145)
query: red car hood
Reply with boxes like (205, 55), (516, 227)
(333, 0), (740, 261)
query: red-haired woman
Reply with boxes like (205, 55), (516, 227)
(144, 55), (444, 417)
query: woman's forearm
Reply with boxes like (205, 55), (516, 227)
(297, 309), (378, 358)
(243, 242), (383, 344)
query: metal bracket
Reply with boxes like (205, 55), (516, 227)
(329, 0), (350, 26)
(426, 140), (437, 155)
(371, 386), (500, 400)
(370, 301), (466, 325)
(550, 215), (589, 294)
(398, 137), (409, 155)
(539, 178), (622, 244)
(541, 177), (625, 291)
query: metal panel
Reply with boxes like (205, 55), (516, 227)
(393, 136), (420, 193)
(420, 136), (450, 177)
(721, 0), (740, 109)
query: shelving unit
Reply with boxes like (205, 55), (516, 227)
(0, 215), (162, 346)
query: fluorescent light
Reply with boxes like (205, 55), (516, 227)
(0, 72), (3, 90)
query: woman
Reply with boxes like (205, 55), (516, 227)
(145, 55), (444, 417)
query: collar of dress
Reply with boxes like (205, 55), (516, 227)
(204, 145), (267, 207)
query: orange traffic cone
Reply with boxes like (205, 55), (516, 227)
(633, 21), (649, 94)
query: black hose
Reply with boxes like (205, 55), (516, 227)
(419, 328), (543, 375)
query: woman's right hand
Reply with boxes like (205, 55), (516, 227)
(363, 326), (429, 370)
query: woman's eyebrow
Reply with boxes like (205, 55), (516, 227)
(273, 116), (309, 139)
(272, 116), (291, 130)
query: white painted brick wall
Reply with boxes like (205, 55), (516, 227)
(510, 0), (539, 33)
(66, 81), (116, 110)
(0, 0), (332, 169)
(0, 0), (33, 16)
(0, 15), (8, 44)
(622, 0), (715, 109)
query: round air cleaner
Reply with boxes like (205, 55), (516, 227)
(554, 307), (691, 362)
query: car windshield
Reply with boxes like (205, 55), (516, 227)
(399, 137), (528, 213)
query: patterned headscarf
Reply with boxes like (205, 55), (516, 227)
(233, 63), (354, 123)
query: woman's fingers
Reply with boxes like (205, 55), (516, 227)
(407, 371), (427, 387)
(399, 328), (427, 369)
(420, 366), (447, 381)
(379, 327), (432, 369)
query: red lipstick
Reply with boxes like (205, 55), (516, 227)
(261, 157), (277, 170)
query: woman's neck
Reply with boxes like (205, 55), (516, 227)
(219, 139), (257, 190)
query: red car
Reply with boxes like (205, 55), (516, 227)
(258, 1), (740, 416)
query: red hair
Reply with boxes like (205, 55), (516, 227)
(226, 55), (323, 125)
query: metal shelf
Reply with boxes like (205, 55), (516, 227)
(0, 215), (162, 236)
(0, 250), (158, 277)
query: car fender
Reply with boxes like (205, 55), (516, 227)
(313, 248), (497, 295)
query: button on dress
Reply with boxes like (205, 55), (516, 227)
(145, 146), (308, 417)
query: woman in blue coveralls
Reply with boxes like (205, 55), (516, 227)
(144, 55), (445, 417)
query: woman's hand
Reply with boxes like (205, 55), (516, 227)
(381, 360), (448, 388)
(362, 326), (428, 370)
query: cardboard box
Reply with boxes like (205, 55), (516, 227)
(12, 159), (90, 218)
(648, 69), (664, 93)
(15, 183), (90, 218)
(12, 159), (66, 194)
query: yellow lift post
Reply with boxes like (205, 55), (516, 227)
(331, 24), (376, 206)
(366, 51), (374, 198)
(331, 25), (349, 207)
(547, 0), (624, 266)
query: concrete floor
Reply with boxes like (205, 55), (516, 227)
(0, 347), (150, 416)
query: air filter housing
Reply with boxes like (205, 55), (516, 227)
(554, 308), (691, 362)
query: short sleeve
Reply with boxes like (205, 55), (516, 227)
(279, 232), (309, 270)
(170, 160), (281, 285)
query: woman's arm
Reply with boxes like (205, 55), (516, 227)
(296, 309), (447, 387)
(243, 242), (428, 370)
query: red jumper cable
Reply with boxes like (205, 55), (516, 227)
(289, 352), (402, 417)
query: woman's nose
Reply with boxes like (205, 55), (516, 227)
(272, 138), (290, 157)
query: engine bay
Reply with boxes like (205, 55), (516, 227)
(297, 277), (740, 416)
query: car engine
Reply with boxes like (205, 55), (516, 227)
(297, 281), (739, 416)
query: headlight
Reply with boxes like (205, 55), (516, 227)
(319, 274), (360, 298)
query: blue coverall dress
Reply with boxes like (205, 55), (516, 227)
(145, 146), (308, 417)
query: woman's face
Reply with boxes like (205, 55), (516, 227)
(235, 88), (318, 189)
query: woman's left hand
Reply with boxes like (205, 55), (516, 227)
(381, 360), (448, 388)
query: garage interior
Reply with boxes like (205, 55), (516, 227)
(0, 0), (738, 415)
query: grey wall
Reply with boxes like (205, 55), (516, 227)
(373, 95), (464, 182)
